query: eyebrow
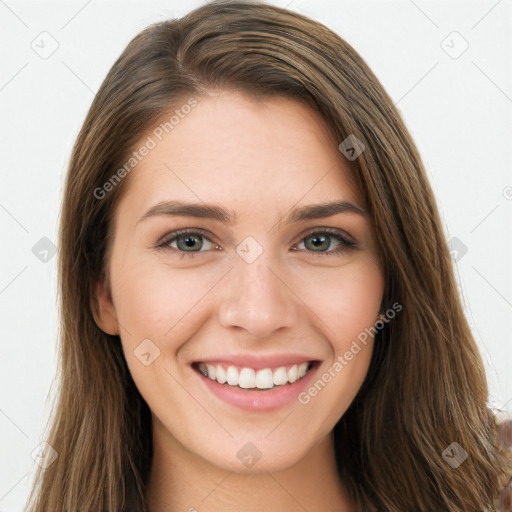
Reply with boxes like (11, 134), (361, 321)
(138, 199), (366, 225)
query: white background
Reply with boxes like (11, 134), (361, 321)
(1, 1), (511, 509)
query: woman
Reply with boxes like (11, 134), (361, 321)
(26, 1), (512, 510)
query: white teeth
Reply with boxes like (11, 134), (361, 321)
(287, 365), (298, 383)
(255, 368), (274, 389)
(297, 362), (308, 379)
(226, 366), (238, 386)
(197, 362), (312, 389)
(216, 364), (227, 384)
(238, 368), (256, 389)
(206, 363), (216, 380)
(273, 366), (288, 386)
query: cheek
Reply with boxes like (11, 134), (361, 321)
(297, 258), (384, 347)
(334, 272), (383, 344)
(109, 255), (230, 345)
(293, 260), (383, 424)
(109, 257), (231, 402)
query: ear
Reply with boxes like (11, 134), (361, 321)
(91, 277), (119, 336)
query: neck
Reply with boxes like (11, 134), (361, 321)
(145, 419), (356, 512)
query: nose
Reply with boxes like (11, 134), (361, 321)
(217, 256), (300, 339)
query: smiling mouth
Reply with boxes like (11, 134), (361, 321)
(192, 361), (316, 391)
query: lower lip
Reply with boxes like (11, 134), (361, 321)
(194, 363), (319, 411)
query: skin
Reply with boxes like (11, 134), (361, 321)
(95, 90), (384, 512)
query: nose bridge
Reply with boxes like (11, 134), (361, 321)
(217, 250), (299, 338)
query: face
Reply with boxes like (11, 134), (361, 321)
(96, 91), (384, 474)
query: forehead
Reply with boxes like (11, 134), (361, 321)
(116, 90), (361, 222)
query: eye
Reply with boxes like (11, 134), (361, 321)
(294, 228), (356, 256)
(157, 229), (219, 258)
(156, 227), (356, 258)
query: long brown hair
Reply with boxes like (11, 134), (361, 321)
(26, 1), (511, 510)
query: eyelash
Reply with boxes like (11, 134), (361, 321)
(156, 227), (357, 259)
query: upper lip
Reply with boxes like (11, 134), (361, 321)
(192, 353), (320, 370)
